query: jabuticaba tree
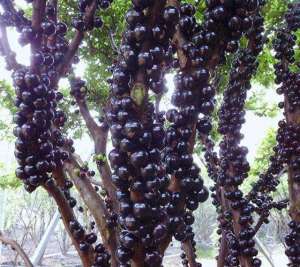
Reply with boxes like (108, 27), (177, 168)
(0, 0), (299, 267)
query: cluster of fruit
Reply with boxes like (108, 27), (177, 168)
(184, 1), (265, 266)
(106, 0), (271, 266)
(0, 0), (114, 266)
(5, 0), (300, 266)
(107, 1), (174, 266)
(216, 11), (265, 266)
(248, 119), (289, 226)
(273, 4), (300, 265)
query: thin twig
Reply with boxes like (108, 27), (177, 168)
(109, 29), (119, 53)
(0, 232), (33, 267)
(254, 215), (266, 234)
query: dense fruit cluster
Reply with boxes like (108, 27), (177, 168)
(165, 2), (267, 262)
(0, 0), (30, 30)
(4, 0), (300, 266)
(107, 1), (175, 265)
(285, 220), (300, 266)
(274, 33), (298, 112)
(92, 243), (111, 267)
(248, 119), (288, 223)
(12, 68), (64, 191)
(214, 4), (265, 266)
(246, 2), (300, 234)
(195, 0), (266, 190)
(107, 0), (273, 265)
(178, 1), (267, 266)
(11, 0), (72, 191)
(0, 0), (113, 265)
(273, 4), (300, 265)
(72, 0), (111, 32)
(164, 4), (211, 263)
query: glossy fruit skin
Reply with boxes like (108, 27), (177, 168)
(188, 1), (267, 266)
(5, 0), (288, 266)
(6, 0), (113, 265)
(164, 2), (267, 263)
(271, 4), (300, 266)
(166, 1), (268, 264)
(106, 0), (178, 264)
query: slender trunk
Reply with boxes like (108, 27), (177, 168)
(217, 233), (228, 267)
(286, 108), (300, 221)
(286, 105), (300, 221)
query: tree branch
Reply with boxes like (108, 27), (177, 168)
(31, 0), (46, 50)
(57, 0), (98, 77)
(0, 232), (33, 267)
(254, 215), (266, 234)
(43, 180), (94, 267)
(108, 28), (119, 53)
(94, 127), (119, 214)
(32, 0), (46, 30)
(181, 240), (198, 267)
(64, 154), (118, 267)
(68, 79), (117, 210)
(216, 11), (265, 266)
(109, 1), (168, 265)
(160, 1), (223, 265)
(76, 97), (100, 140)
(0, 26), (22, 70)
(45, 167), (95, 266)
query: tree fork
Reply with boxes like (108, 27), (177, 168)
(73, 89), (118, 212)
